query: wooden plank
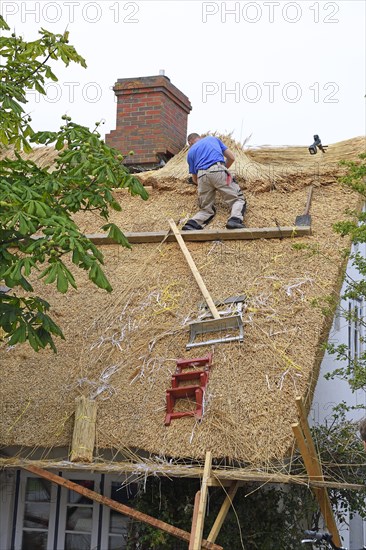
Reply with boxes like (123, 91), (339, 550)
(296, 396), (322, 469)
(189, 491), (201, 550)
(292, 422), (338, 541)
(207, 481), (240, 544)
(88, 225), (311, 245)
(192, 451), (213, 550)
(23, 465), (223, 550)
(168, 219), (220, 319)
(296, 402), (341, 547)
(292, 423), (323, 501)
(292, 411), (341, 547)
(70, 396), (97, 463)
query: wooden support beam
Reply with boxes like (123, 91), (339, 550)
(190, 451), (213, 550)
(292, 396), (341, 547)
(189, 491), (201, 550)
(23, 464), (222, 550)
(295, 397), (322, 466)
(292, 424), (327, 513)
(207, 481), (241, 544)
(88, 225), (311, 245)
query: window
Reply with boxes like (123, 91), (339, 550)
(100, 479), (138, 549)
(13, 471), (137, 550)
(57, 475), (99, 550)
(14, 474), (57, 550)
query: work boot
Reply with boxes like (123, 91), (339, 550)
(182, 219), (203, 231)
(226, 217), (245, 229)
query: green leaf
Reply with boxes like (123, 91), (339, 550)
(8, 323), (27, 345)
(2, 95), (24, 114)
(0, 128), (9, 145)
(0, 15), (10, 30)
(43, 314), (64, 338)
(40, 264), (58, 284)
(45, 66), (58, 82)
(102, 223), (131, 249)
(18, 213), (32, 234)
(109, 199), (122, 212)
(56, 264), (68, 293)
(28, 326), (43, 351)
(89, 262), (112, 292)
(55, 136), (65, 150)
(22, 138), (33, 154)
(62, 264), (77, 288)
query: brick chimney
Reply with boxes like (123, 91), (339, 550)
(105, 75), (192, 168)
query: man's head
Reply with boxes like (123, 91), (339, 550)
(187, 133), (200, 147)
(360, 418), (366, 450)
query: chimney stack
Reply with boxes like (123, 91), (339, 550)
(105, 75), (192, 168)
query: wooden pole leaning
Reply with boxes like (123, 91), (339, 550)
(207, 481), (241, 544)
(292, 396), (341, 547)
(168, 220), (220, 320)
(23, 464), (222, 550)
(189, 451), (213, 550)
(189, 491), (202, 550)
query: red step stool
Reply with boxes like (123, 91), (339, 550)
(171, 370), (209, 389)
(164, 354), (212, 426)
(164, 386), (204, 426)
(175, 353), (212, 373)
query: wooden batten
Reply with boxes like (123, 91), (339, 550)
(207, 481), (240, 544)
(190, 451), (213, 550)
(88, 225), (311, 245)
(70, 396), (97, 463)
(292, 397), (341, 548)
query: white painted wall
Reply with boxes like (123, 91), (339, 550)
(309, 241), (366, 548)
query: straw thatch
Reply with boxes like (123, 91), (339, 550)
(0, 145), (60, 168)
(0, 135), (365, 468)
(140, 135), (365, 193)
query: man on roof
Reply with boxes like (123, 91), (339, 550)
(183, 133), (247, 230)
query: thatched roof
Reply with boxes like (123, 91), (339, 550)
(0, 145), (60, 167)
(139, 135), (365, 192)
(0, 135), (365, 467)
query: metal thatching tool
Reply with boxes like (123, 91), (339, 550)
(168, 219), (244, 350)
(295, 186), (314, 227)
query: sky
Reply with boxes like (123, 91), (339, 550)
(1, 0), (365, 147)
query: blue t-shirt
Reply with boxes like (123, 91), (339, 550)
(187, 136), (227, 174)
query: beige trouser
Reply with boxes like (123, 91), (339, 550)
(191, 163), (246, 226)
